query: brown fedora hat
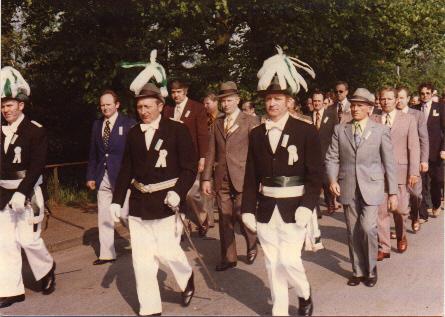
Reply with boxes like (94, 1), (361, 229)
(217, 81), (239, 98)
(349, 88), (374, 106)
(135, 83), (165, 103)
(258, 76), (292, 97)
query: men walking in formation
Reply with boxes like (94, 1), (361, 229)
(0, 67), (56, 308)
(86, 90), (136, 265)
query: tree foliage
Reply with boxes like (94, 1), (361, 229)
(2, 0), (444, 162)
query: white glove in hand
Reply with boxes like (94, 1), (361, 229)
(164, 191), (180, 209)
(110, 203), (121, 223)
(242, 213), (257, 233)
(9, 192), (26, 213)
(294, 206), (313, 228)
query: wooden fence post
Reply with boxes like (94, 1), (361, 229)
(53, 167), (60, 202)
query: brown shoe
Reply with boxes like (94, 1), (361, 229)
(390, 231), (396, 239)
(432, 208), (440, 217)
(397, 236), (408, 253)
(411, 220), (420, 233)
(377, 251), (390, 261)
(326, 204), (336, 215)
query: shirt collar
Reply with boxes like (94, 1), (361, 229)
(140, 114), (162, 132)
(105, 111), (119, 127)
(176, 97), (189, 110)
(8, 113), (25, 130)
(353, 116), (369, 132)
(265, 112), (289, 131)
(225, 107), (240, 122)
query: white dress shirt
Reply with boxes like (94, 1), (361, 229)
(224, 107), (240, 131)
(3, 113), (25, 152)
(312, 107), (325, 127)
(141, 114), (161, 150)
(421, 100), (432, 120)
(102, 111), (119, 136)
(381, 108), (397, 127)
(174, 97), (189, 120)
(266, 112), (289, 153)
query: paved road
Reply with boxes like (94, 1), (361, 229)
(1, 209), (443, 316)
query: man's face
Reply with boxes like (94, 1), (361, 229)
(396, 90), (409, 110)
(220, 95), (239, 115)
(335, 84), (348, 102)
(312, 93), (324, 111)
(204, 98), (218, 114)
(171, 88), (188, 104)
(265, 93), (288, 121)
(241, 103), (255, 115)
(100, 93), (120, 119)
(419, 87), (432, 103)
(136, 97), (163, 123)
(380, 90), (397, 113)
(350, 102), (371, 121)
(410, 96), (419, 106)
(1, 99), (24, 124)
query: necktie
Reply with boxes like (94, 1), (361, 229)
(353, 122), (361, 147)
(421, 104), (428, 119)
(337, 103), (343, 122)
(265, 120), (283, 132)
(174, 105), (182, 120)
(225, 116), (232, 135)
(315, 111), (321, 130)
(2, 125), (16, 153)
(103, 120), (111, 149)
(385, 114), (391, 128)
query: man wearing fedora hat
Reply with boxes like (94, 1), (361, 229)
(241, 47), (322, 316)
(110, 83), (197, 315)
(0, 66), (56, 308)
(201, 81), (259, 271)
(325, 87), (398, 287)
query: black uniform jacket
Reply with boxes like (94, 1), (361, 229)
(241, 116), (323, 223)
(112, 117), (197, 220)
(0, 117), (47, 209)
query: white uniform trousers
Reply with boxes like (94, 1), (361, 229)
(0, 207), (53, 297)
(97, 171), (116, 260)
(257, 206), (310, 316)
(128, 214), (193, 315)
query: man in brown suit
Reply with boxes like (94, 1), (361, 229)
(201, 81), (258, 271)
(377, 87), (420, 260)
(163, 80), (210, 235)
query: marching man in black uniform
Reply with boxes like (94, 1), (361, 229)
(110, 79), (197, 316)
(241, 47), (322, 316)
(0, 66), (56, 308)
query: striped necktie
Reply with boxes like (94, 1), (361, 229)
(103, 120), (111, 149)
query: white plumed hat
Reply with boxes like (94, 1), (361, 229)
(1, 66), (31, 101)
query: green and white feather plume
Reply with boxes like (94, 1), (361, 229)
(121, 49), (168, 97)
(257, 46), (315, 94)
(1, 66), (31, 99)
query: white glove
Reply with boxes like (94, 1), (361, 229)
(242, 213), (257, 233)
(294, 206), (313, 228)
(164, 191), (180, 209)
(9, 192), (26, 213)
(110, 203), (121, 223)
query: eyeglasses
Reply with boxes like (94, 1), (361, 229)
(335, 90), (345, 94)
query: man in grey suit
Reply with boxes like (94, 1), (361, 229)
(201, 81), (258, 271)
(397, 87), (429, 231)
(325, 88), (398, 287)
(377, 87), (420, 259)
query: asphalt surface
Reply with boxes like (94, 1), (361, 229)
(1, 206), (443, 316)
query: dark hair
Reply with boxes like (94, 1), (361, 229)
(335, 81), (349, 90)
(203, 93), (217, 102)
(312, 89), (324, 99)
(170, 79), (189, 90)
(242, 101), (255, 109)
(418, 82), (434, 92)
(100, 89), (120, 103)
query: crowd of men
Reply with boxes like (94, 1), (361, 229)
(1, 48), (444, 317)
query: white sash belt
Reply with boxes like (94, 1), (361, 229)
(132, 178), (178, 194)
(0, 175), (43, 190)
(261, 185), (305, 198)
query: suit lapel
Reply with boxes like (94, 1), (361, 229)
(216, 118), (226, 139)
(108, 113), (123, 148)
(343, 122), (356, 150)
(226, 112), (244, 139)
(180, 100), (192, 122)
(357, 119), (374, 149)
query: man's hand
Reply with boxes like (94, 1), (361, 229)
(241, 213), (257, 233)
(295, 206), (313, 228)
(86, 180), (96, 191)
(9, 192), (26, 213)
(329, 182), (341, 197)
(110, 203), (121, 222)
(164, 191), (180, 209)
(198, 158), (205, 173)
(201, 181), (212, 195)
(420, 162), (429, 173)
(441, 151), (445, 160)
(408, 175), (418, 188)
(388, 194), (398, 212)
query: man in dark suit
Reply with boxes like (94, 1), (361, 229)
(110, 83), (197, 316)
(0, 66), (56, 308)
(163, 80), (210, 235)
(333, 81), (351, 123)
(411, 83), (445, 218)
(201, 81), (258, 271)
(86, 90), (136, 265)
(310, 90), (337, 215)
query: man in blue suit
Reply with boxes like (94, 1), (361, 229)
(86, 90), (136, 265)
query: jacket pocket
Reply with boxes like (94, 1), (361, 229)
(370, 174), (384, 181)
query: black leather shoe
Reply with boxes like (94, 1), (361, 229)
(181, 272), (194, 307)
(0, 294), (25, 308)
(246, 246), (258, 264)
(298, 295), (313, 316)
(93, 259), (116, 265)
(347, 276), (362, 286)
(41, 262), (56, 295)
(215, 261), (237, 271)
(198, 217), (209, 237)
(364, 268), (377, 287)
